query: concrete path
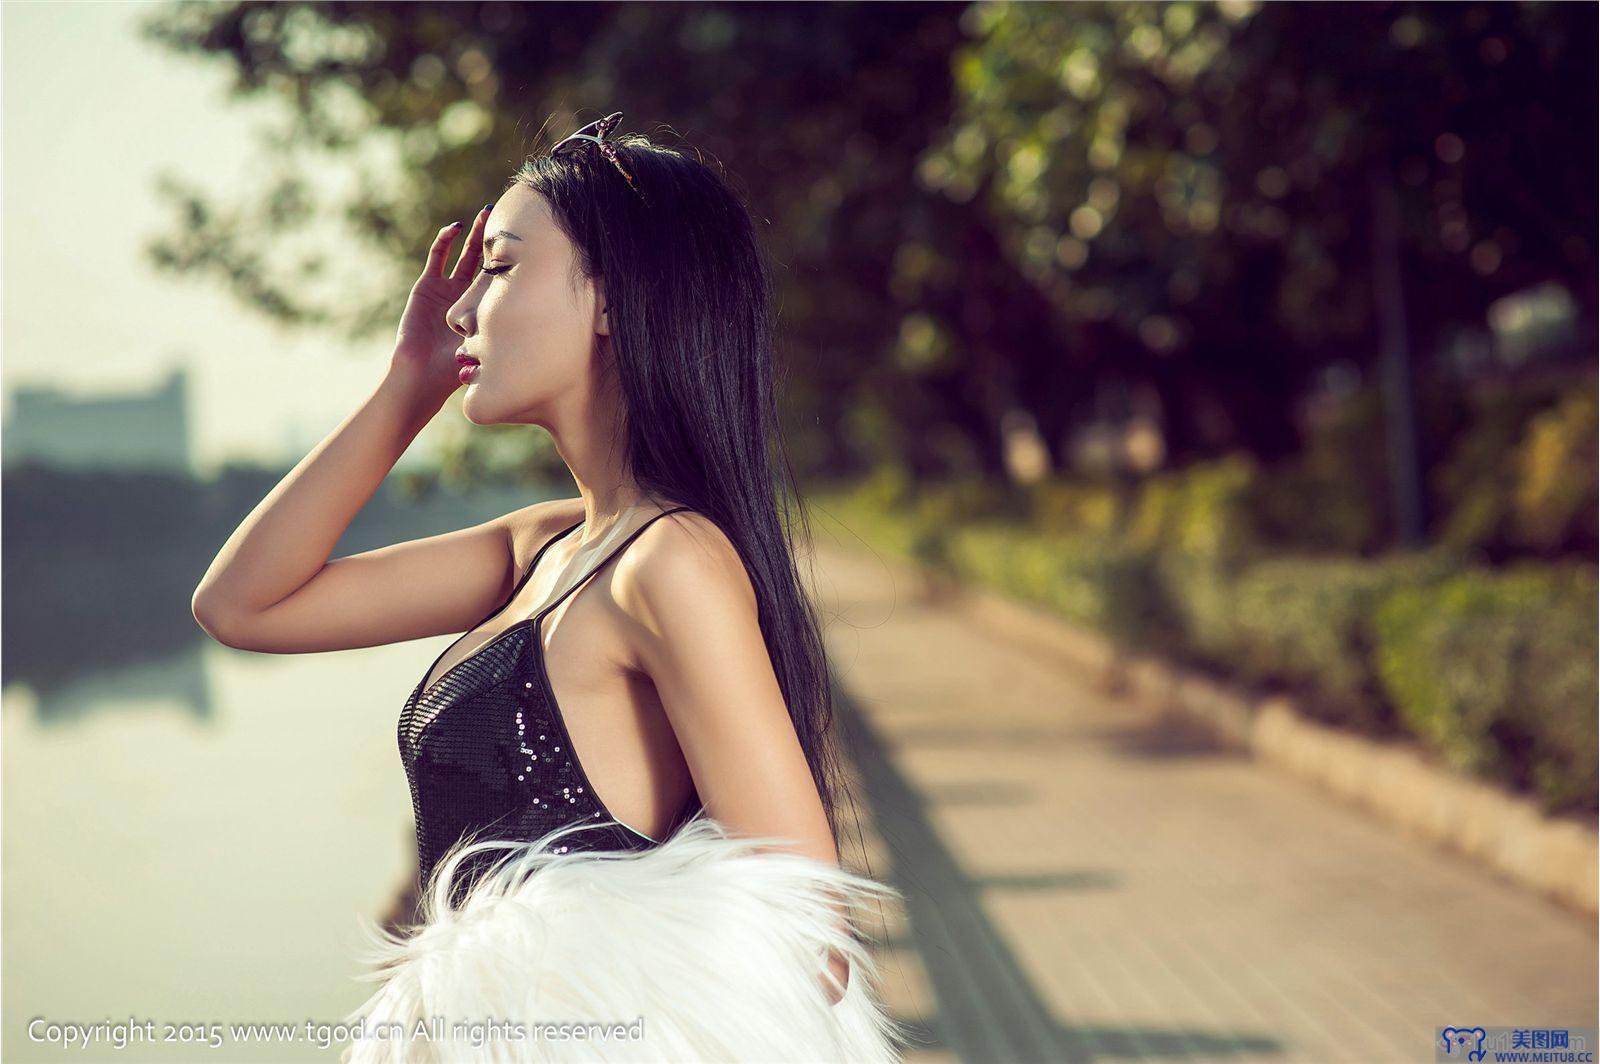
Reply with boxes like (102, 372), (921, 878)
(814, 542), (1598, 1064)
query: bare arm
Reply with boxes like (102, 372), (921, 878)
(191, 208), (526, 653)
(617, 513), (855, 1004)
(191, 381), (522, 652)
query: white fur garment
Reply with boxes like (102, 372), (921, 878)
(340, 813), (911, 1063)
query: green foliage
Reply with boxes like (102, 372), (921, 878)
(1151, 549), (1242, 662)
(1252, 386), (1390, 553)
(819, 467), (924, 560)
(140, 1), (1598, 491)
(1436, 375), (1599, 557)
(1510, 386), (1598, 551)
(855, 461), (916, 511)
(1125, 473), (1184, 554)
(910, 475), (1030, 528)
(1026, 477), (1129, 537)
(903, 476), (1035, 572)
(1371, 563), (1597, 813)
(1126, 454), (1261, 569)
(820, 463), (1598, 813)
(927, 0), (1594, 363)
(944, 522), (1171, 650)
(1226, 551), (1458, 732)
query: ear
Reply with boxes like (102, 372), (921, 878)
(593, 274), (610, 337)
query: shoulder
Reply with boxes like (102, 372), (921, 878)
(614, 509), (755, 635)
(501, 496), (587, 569)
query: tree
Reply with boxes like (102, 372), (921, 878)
(919, 0), (1596, 473)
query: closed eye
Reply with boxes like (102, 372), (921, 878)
(481, 262), (512, 278)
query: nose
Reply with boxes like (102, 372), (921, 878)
(446, 296), (473, 339)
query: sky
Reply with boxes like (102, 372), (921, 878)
(2, 1), (460, 474)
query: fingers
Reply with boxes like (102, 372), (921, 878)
(449, 205), (495, 283)
(424, 221), (464, 279)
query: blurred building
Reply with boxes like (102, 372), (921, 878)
(2, 366), (193, 475)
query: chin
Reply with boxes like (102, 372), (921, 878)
(460, 392), (497, 426)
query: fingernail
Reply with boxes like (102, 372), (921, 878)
(449, 220), (463, 229)
(482, 203), (493, 214)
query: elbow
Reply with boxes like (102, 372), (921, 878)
(191, 588), (249, 649)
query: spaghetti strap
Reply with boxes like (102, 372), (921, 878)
(484, 518), (584, 626)
(416, 516), (586, 698)
(535, 506), (694, 622)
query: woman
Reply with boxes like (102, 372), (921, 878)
(192, 113), (909, 1062)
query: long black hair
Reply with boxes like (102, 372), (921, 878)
(512, 117), (854, 850)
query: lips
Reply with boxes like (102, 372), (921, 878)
(455, 349), (480, 366)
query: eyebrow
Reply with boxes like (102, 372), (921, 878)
(484, 230), (523, 252)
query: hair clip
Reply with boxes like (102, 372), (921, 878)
(551, 111), (645, 200)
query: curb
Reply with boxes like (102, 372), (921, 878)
(899, 557), (1599, 920)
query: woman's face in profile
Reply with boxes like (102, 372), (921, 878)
(448, 184), (609, 427)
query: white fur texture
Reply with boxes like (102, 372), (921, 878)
(341, 813), (911, 1063)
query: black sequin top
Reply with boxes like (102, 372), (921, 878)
(397, 506), (702, 897)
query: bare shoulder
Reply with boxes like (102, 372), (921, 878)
(615, 509), (755, 630)
(502, 496), (587, 568)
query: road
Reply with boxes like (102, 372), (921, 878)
(814, 541), (1598, 1064)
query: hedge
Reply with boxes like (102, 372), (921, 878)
(812, 462), (1598, 814)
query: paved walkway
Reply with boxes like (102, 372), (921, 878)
(814, 542), (1598, 1064)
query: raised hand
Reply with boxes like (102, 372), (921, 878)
(387, 205), (492, 403)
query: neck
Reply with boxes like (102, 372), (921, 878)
(540, 356), (678, 544)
